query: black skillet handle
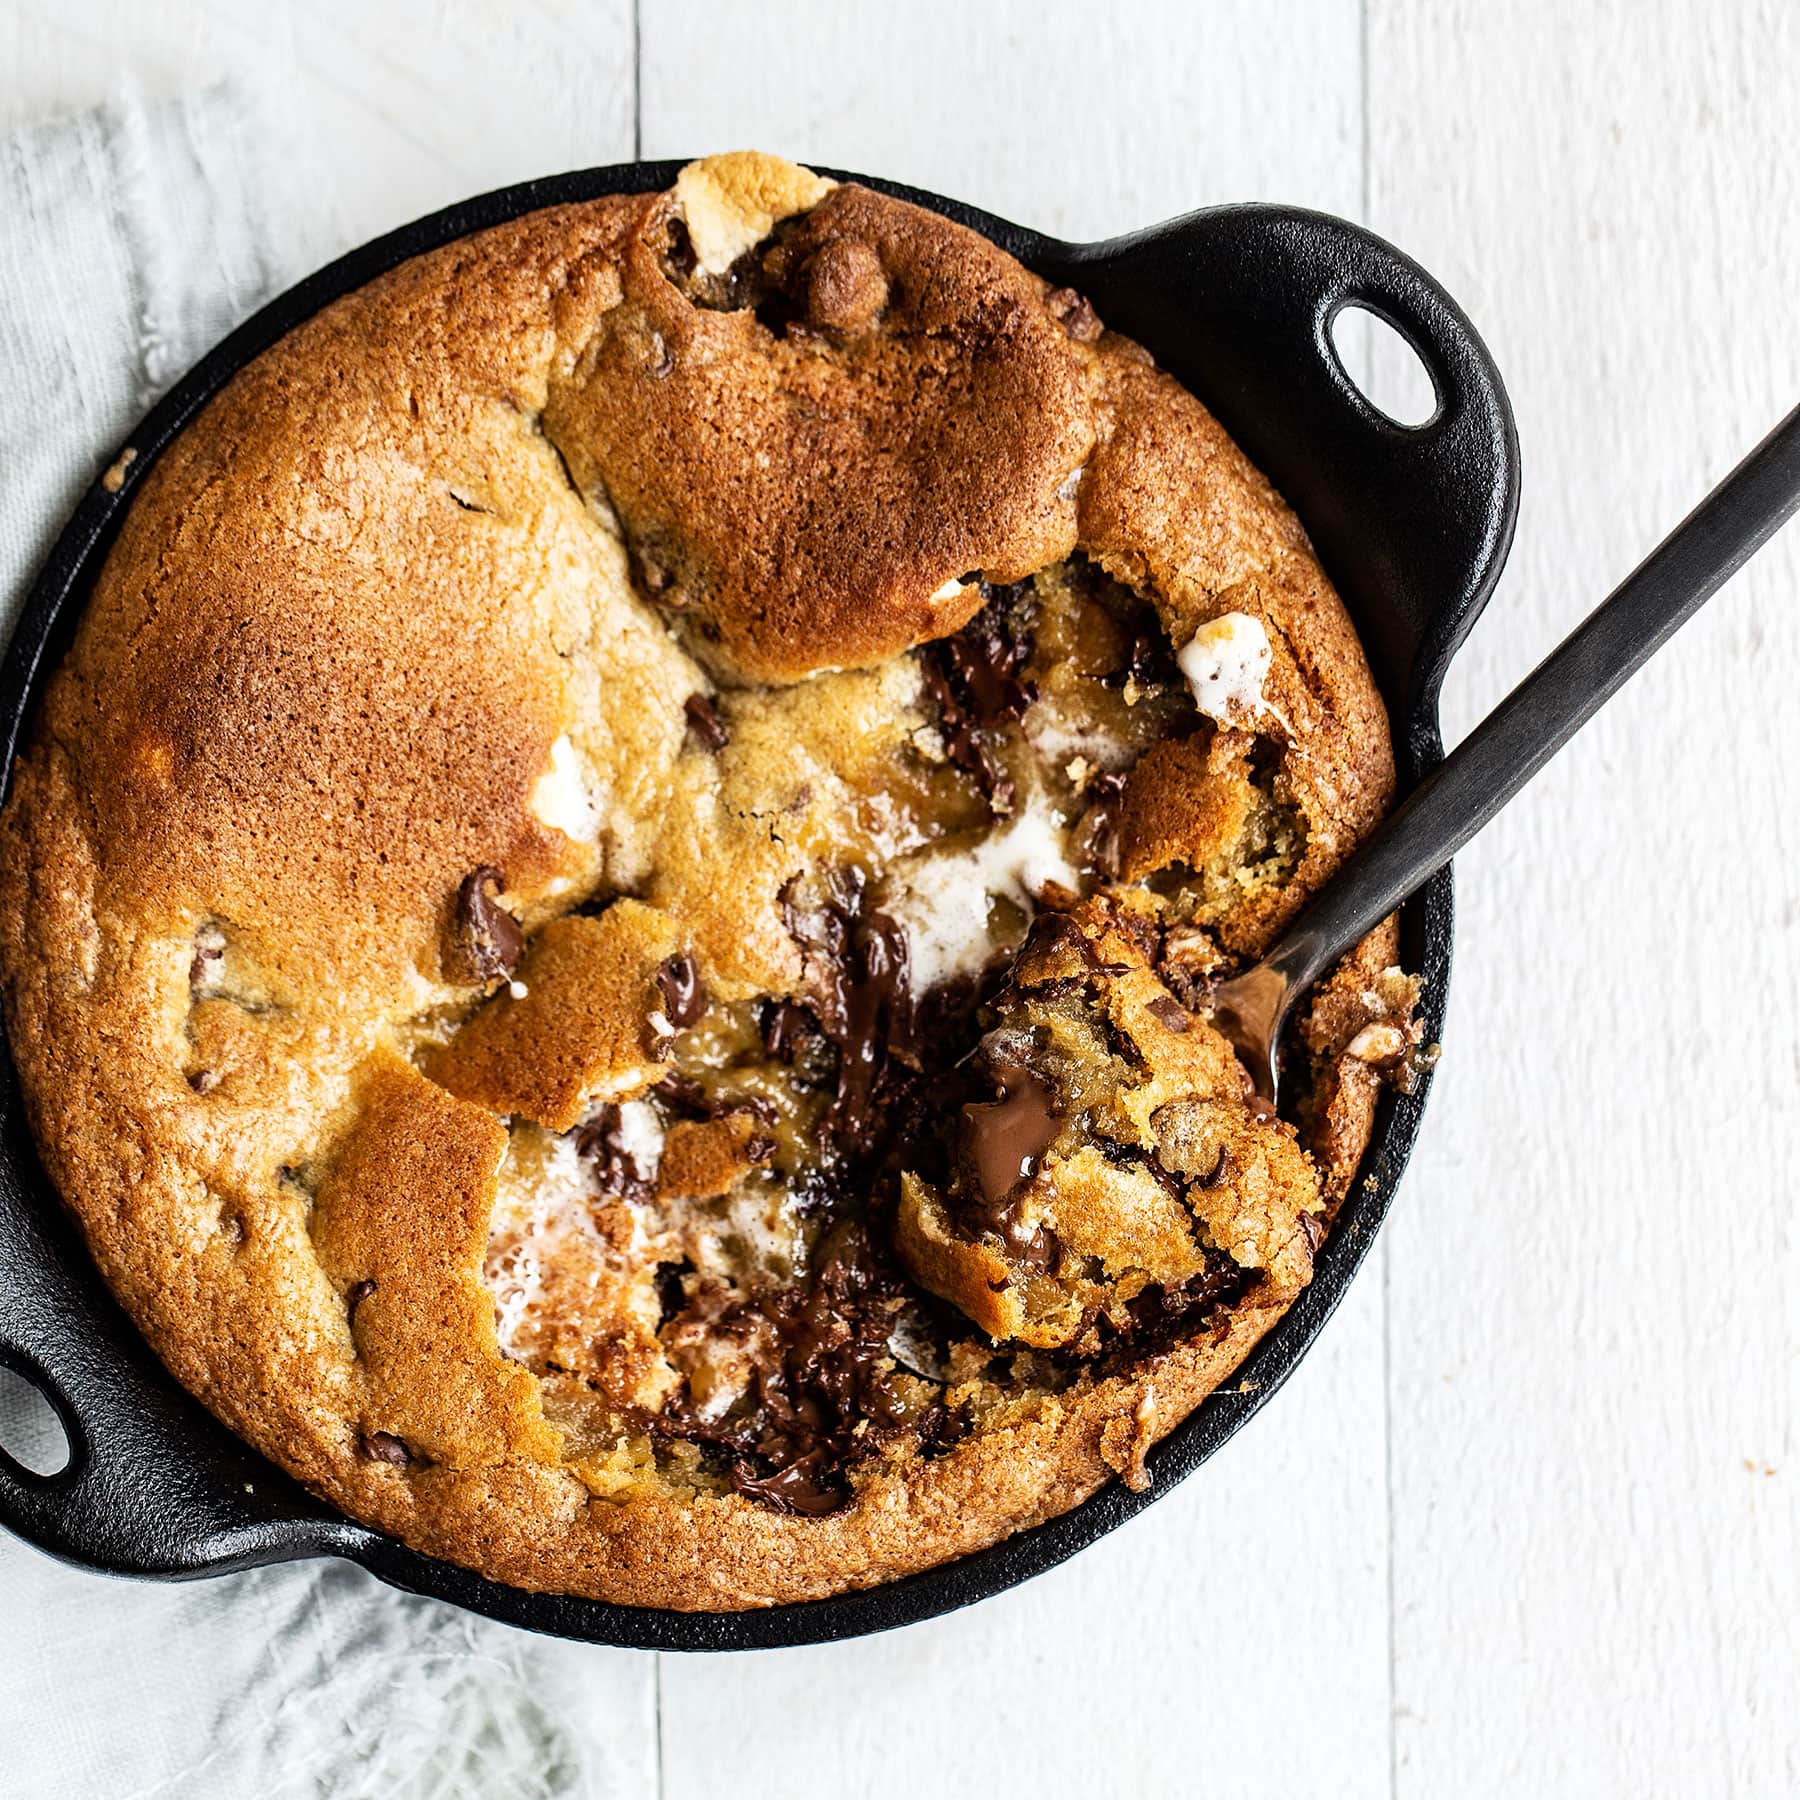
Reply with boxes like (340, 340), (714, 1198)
(1045, 204), (1521, 764)
(0, 1086), (356, 1578)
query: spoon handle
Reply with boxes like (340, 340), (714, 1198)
(1266, 400), (1800, 995)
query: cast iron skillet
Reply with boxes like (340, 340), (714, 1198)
(0, 161), (1519, 1650)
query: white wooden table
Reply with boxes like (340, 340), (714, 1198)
(2, 4), (1796, 1796)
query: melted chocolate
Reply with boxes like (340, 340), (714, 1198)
(1196, 1147), (1232, 1190)
(1099, 591), (1183, 694)
(575, 1104), (656, 1199)
(1114, 1251), (1254, 1362)
(654, 1259), (694, 1326)
(451, 866), (523, 983)
(1236, 1059), (1279, 1123)
(1075, 769), (1127, 881)
(916, 1402), (975, 1459)
(1146, 994), (1191, 1033)
(921, 582), (1038, 812)
(683, 692), (730, 751)
(647, 1074), (777, 1138)
(657, 1225), (925, 1516)
(759, 998), (815, 1062)
(779, 872), (917, 1153)
(964, 1074), (1059, 1211)
(651, 1071), (710, 1118)
(953, 1021), (1065, 1271)
(655, 952), (706, 1028)
(729, 1452), (847, 1517)
(1008, 909), (1130, 988)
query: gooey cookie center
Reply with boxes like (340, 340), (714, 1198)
(446, 554), (1337, 1514)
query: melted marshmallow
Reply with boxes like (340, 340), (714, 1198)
(1024, 710), (1136, 773)
(883, 793), (1081, 992)
(487, 1134), (597, 1352)
(673, 155), (835, 276)
(529, 734), (604, 841)
(610, 1098), (666, 1170)
(1176, 612), (1273, 725)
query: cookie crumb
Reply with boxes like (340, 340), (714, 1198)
(1100, 1391), (1158, 1492)
(101, 447), (137, 493)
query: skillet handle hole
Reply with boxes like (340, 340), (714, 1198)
(0, 1361), (73, 1479)
(1329, 302), (1441, 430)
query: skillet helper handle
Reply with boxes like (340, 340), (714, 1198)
(1046, 204), (1521, 742)
(1267, 400), (1800, 993)
(0, 1123), (351, 1577)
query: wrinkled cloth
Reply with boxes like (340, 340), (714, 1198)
(0, 90), (649, 1800)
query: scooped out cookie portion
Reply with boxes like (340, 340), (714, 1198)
(0, 152), (1422, 1610)
(896, 905), (1324, 1351)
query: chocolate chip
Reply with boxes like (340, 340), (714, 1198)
(188, 924), (225, 988)
(1094, 588), (1182, 693)
(1157, 923), (1222, 1008)
(804, 238), (887, 333)
(921, 582), (1038, 814)
(187, 1069), (217, 1094)
(1146, 995), (1191, 1034)
(652, 1072), (710, 1119)
(1196, 1147), (1232, 1190)
(654, 1259), (694, 1327)
(917, 1403), (973, 1459)
(575, 1104), (656, 1200)
(655, 952), (706, 1029)
(450, 866), (522, 983)
(1074, 770), (1126, 882)
(346, 1279), (377, 1323)
(360, 1431), (412, 1467)
(1299, 1212), (1326, 1252)
(729, 1453), (848, 1518)
(683, 692), (729, 751)
(759, 998), (815, 1061)
(1046, 286), (1102, 343)
(661, 214), (698, 280)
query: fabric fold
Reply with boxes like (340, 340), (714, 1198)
(0, 87), (635, 1800)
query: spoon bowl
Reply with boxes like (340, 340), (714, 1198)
(1213, 398), (1800, 1105)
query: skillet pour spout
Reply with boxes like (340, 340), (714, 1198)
(0, 163), (1518, 1651)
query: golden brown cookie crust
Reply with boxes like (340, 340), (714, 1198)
(0, 154), (1410, 1609)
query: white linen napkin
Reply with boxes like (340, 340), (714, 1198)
(0, 90), (650, 1800)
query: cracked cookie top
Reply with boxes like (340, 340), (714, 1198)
(0, 154), (1417, 1609)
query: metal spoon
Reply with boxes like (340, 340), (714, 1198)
(1211, 401), (1800, 1101)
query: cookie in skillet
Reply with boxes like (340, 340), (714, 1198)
(0, 153), (1425, 1608)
